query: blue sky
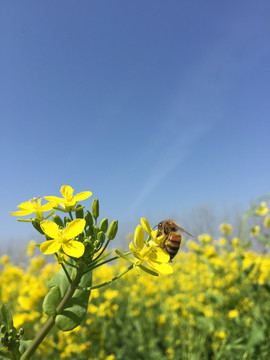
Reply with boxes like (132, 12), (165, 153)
(1, 1), (270, 247)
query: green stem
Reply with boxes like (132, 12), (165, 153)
(20, 316), (55, 360)
(78, 264), (133, 291)
(20, 270), (83, 360)
(61, 262), (72, 283)
(88, 251), (132, 271)
(93, 240), (110, 262)
(69, 211), (74, 221)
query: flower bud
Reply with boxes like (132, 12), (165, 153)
(64, 217), (71, 226)
(84, 239), (94, 252)
(100, 218), (108, 233)
(0, 325), (6, 334)
(8, 335), (13, 343)
(19, 328), (24, 336)
(97, 231), (106, 243)
(92, 198), (99, 220)
(52, 214), (64, 228)
(1, 335), (8, 346)
(85, 210), (93, 227)
(75, 204), (84, 219)
(94, 240), (100, 249)
(107, 220), (118, 240)
(31, 219), (44, 234)
(93, 225), (99, 237)
(8, 329), (14, 336)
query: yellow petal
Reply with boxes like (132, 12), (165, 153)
(43, 196), (65, 204)
(148, 260), (173, 274)
(60, 185), (74, 201)
(10, 210), (33, 216)
(134, 225), (144, 250)
(40, 240), (61, 254)
(141, 218), (152, 234)
(62, 241), (85, 258)
(148, 247), (170, 263)
(40, 202), (55, 212)
(73, 191), (92, 202)
(129, 242), (142, 260)
(17, 201), (35, 211)
(64, 219), (86, 240)
(40, 221), (59, 238)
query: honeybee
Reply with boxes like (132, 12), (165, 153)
(156, 219), (192, 260)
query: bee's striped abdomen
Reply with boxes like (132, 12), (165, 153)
(165, 232), (182, 260)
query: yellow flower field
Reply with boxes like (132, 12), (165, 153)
(1, 233), (270, 360)
(2, 191), (270, 359)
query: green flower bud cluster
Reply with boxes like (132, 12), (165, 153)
(0, 323), (24, 352)
(81, 199), (119, 259)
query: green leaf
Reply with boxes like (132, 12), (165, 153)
(19, 340), (32, 355)
(0, 305), (14, 329)
(43, 263), (92, 331)
(43, 286), (61, 316)
(55, 270), (92, 331)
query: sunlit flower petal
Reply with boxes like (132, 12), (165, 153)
(141, 218), (152, 235)
(40, 202), (56, 212)
(43, 196), (64, 203)
(60, 185), (74, 200)
(134, 225), (144, 250)
(64, 219), (86, 240)
(40, 221), (59, 238)
(147, 260), (173, 274)
(73, 191), (92, 202)
(129, 242), (142, 260)
(10, 210), (33, 216)
(148, 247), (170, 263)
(17, 201), (35, 210)
(40, 240), (61, 254)
(62, 241), (85, 258)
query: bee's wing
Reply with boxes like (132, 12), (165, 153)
(177, 226), (193, 237)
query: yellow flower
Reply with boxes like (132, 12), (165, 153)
(228, 309), (239, 318)
(218, 237), (227, 246)
(219, 223), (232, 236)
(198, 234), (212, 244)
(255, 202), (268, 216)
(263, 215), (270, 229)
(27, 240), (36, 256)
(0, 255), (10, 265)
(10, 197), (54, 220)
(214, 331), (226, 339)
(40, 219), (86, 258)
(129, 224), (173, 275)
(231, 237), (240, 247)
(187, 240), (200, 252)
(44, 185), (92, 210)
(105, 355), (116, 360)
(204, 245), (216, 258)
(157, 314), (166, 326)
(250, 225), (260, 237)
